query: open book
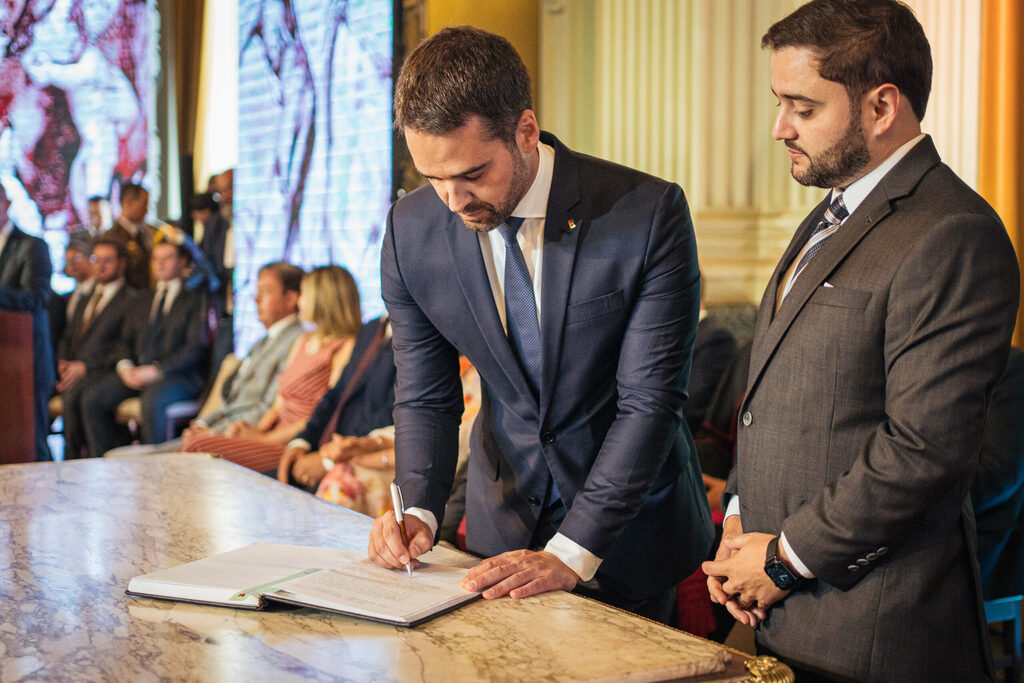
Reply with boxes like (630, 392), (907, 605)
(126, 542), (480, 627)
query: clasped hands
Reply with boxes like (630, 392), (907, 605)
(702, 516), (790, 627)
(367, 512), (580, 599)
(117, 363), (162, 390)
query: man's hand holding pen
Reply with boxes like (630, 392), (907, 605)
(368, 509), (433, 572)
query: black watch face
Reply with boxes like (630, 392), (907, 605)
(765, 560), (799, 590)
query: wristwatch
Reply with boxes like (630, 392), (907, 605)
(764, 535), (805, 591)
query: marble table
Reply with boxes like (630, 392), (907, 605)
(0, 454), (773, 682)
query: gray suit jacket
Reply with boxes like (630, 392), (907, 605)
(730, 137), (1019, 681)
(382, 132), (713, 602)
(200, 318), (304, 431)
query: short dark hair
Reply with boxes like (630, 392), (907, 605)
(259, 261), (304, 295)
(152, 240), (191, 262)
(92, 237), (127, 260)
(393, 26), (532, 143)
(189, 192), (219, 213)
(762, 0), (932, 121)
(120, 182), (147, 203)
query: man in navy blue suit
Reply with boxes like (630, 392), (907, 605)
(0, 182), (55, 460)
(368, 27), (712, 623)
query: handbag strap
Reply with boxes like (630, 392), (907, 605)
(318, 318), (389, 447)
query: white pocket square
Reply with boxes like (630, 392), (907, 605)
(823, 282), (834, 288)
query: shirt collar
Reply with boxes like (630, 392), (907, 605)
(833, 134), (926, 215)
(266, 313), (298, 339)
(510, 142), (555, 219)
(116, 215), (140, 236)
(156, 277), (182, 298)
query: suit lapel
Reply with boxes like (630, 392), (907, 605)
(746, 197), (830, 377)
(539, 134), (583, 421)
(746, 137), (942, 400)
(447, 213), (536, 400)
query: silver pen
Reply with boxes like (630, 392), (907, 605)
(389, 481), (414, 576)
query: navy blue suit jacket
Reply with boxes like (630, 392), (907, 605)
(297, 317), (396, 445)
(381, 133), (713, 601)
(0, 226), (55, 460)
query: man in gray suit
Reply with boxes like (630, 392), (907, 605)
(368, 26), (712, 623)
(105, 261), (305, 456)
(703, 1), (1020, 680)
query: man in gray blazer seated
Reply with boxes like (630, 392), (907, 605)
(368, 26), (712, 623)
(105, 261), (305, 456)
(703, 1), (1020, 681)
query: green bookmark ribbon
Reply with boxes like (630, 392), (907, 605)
(229, 567), (322, 602)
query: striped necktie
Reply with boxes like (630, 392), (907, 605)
(781, 193), (849, 301)
(497, 217), (542, 399)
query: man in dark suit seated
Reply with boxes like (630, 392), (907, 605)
(82, 241), (208, 456)
(57, 239), (138, 459)
(0, 182), (55, 461)
(48, 234), (95, 381)
(972, 346), (1024, 600)
(275, 317), (396, 490)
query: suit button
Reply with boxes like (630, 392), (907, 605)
(541, 432), (556, 444)
(742, 412), (752, 426)
(877, 547), (889, 556)
(528, 497), (541, 507)
(847, 564), (860, 572)
(866, 553), (878, 561)
(856, 558), (870, 567)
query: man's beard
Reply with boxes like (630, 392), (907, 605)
(459, 146), (532, 233)
(788, 105), (870, 189)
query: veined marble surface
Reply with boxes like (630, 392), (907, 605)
(0, 454), (736, 682)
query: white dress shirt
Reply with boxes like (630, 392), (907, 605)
(67, 277), (96, 319)
(726, 134), (927, 578)
(150, 278), (182, 320)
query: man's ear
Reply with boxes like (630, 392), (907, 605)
(516, 109), (541, 154)
(865, 84), (901, 137)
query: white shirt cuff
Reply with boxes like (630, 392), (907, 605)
(404, 507), (438, 539)
(286, 438), (311, 452)
(724, 495), (741, 520)
(780, 531), (814, 579)
(543, 532), (602, 583)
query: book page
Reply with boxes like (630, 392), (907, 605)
(272, 557), (478, 623)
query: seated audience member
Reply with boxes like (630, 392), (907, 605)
(684, 277), (737, 435)
(48, 234), (95, 374)
(103, 182), (155, 289)
(106, 260), (306, 456)
(972, 345), (1024, 599)
(274, 316), (397, 491)
(58, 239), (138, 459)
(82, 242), (208, 455)
(314, 359), (482, 521)
(181, 265), (360, 471)
(0, 181), (55, 461)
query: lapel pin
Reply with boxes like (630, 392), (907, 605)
(567, 219), (577, 231)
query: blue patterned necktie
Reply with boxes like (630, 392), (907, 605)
(498, 216), (542, 399)
(781, 193), (849, 300)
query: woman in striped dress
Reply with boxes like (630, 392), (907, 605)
(182, 265), (361, 472)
